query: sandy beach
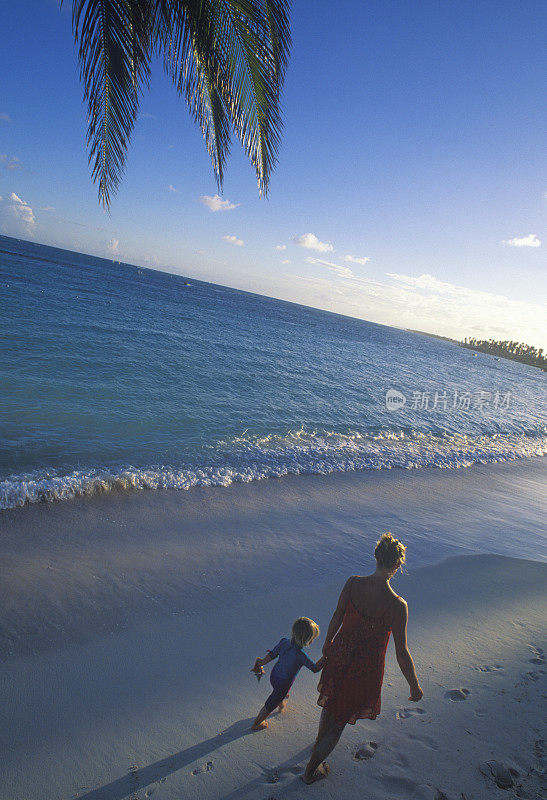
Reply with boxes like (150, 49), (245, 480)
(1, 459), (546, 800)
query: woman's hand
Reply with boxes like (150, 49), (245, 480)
(409, 684), (423, 702)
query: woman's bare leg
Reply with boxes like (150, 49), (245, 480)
(303, 709), (345, 783)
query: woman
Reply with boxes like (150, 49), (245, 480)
(303, 532), (423, 784)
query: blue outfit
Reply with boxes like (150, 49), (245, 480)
(264, 638), (319, 712)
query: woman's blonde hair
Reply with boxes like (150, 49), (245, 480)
(291, 617), (320, 648)
(374, 532), (406, 571)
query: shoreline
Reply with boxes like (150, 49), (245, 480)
(0, 458), (545, 661)
(2, 433), (546, 512)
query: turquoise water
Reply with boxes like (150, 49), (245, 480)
(1, 234), (545, 509)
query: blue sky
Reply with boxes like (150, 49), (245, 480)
(1, 1), (546, 347)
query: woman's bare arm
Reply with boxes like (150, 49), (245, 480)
(322, 577), (355, 655)
(392, 599), (423, 701)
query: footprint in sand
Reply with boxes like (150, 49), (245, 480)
(396, 707), (427, 719)
(444, 688), (470, 701)
(522, 670), (545, 682)
(528, 645), (545, 666)
(406, 732), (440, 751)
(476, 664), (503, 672)
(409, 787), (456, 800)
(354, 741), (379, 760)
(479, 760), (519, 789)
(266, 768), (280, 783)
(128, 763), (140, 798)
(473, 708), (487, 717)
(191, 761), (213, 775)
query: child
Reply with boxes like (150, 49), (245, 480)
(251, 616), (324, 731)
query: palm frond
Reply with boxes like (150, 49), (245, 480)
(263, 0), (291, 85)
(72, 0), (154, 208)
(155, 0), (232, 189)
(158, 0), (291, 195)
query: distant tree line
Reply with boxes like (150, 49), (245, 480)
(461, 338), (546, 371)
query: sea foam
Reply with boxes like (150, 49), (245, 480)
(1, 428), (545, 509)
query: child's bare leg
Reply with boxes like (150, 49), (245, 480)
(277, 699), (288, 712)
(252, 705), (270, 730)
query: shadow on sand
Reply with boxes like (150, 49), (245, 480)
(218, 745), (313, 800)
(75, 717), (312, 800)
(75, 718), (256, 800)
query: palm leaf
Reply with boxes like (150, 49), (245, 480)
(71, 0), (154, 208)
(158, 0), (291, 195)
(155, 0), (232, 189)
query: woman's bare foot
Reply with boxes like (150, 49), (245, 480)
(251, 720), (268, 731)
(277, 700), (288, 712)
(302, 761), (330, 784)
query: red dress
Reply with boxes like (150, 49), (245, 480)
(317, 598), (392, 724)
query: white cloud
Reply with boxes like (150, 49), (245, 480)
(1, 154), (22, 170)
(386, 272), (513, 305)
(387, 272), (471, 295)
(168, 184), (178, 193)
(292, 232), (334, 252)
(200, 194), (239, 212)
(278, 269), (547, 350)
(344, 254), (371, 266)
(39, 206), (55, 212)
(0, 192), (35, 236)
(307, 256), (354, 278)
(281, 259), (290, 264)
(5, 156), (21, 171)
(275, 244), (286, 251)
(142, 253), (159, 267)
(222, 234), (244, 247)
(0, 113), (10, 123)
(107, 237), (119, 255)
(503, 233), (541, 248)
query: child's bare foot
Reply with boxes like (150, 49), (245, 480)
(251, 720), (268, 731)
(302, 762), (330, 784)
(277, 700), (288, 713)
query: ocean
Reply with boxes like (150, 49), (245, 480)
(1, 234), (545, 510)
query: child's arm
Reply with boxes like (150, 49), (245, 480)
(251, 652), (273, 675)
(300, 652), (324, 673)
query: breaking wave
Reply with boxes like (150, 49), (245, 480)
(2, 427), (545, 510)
